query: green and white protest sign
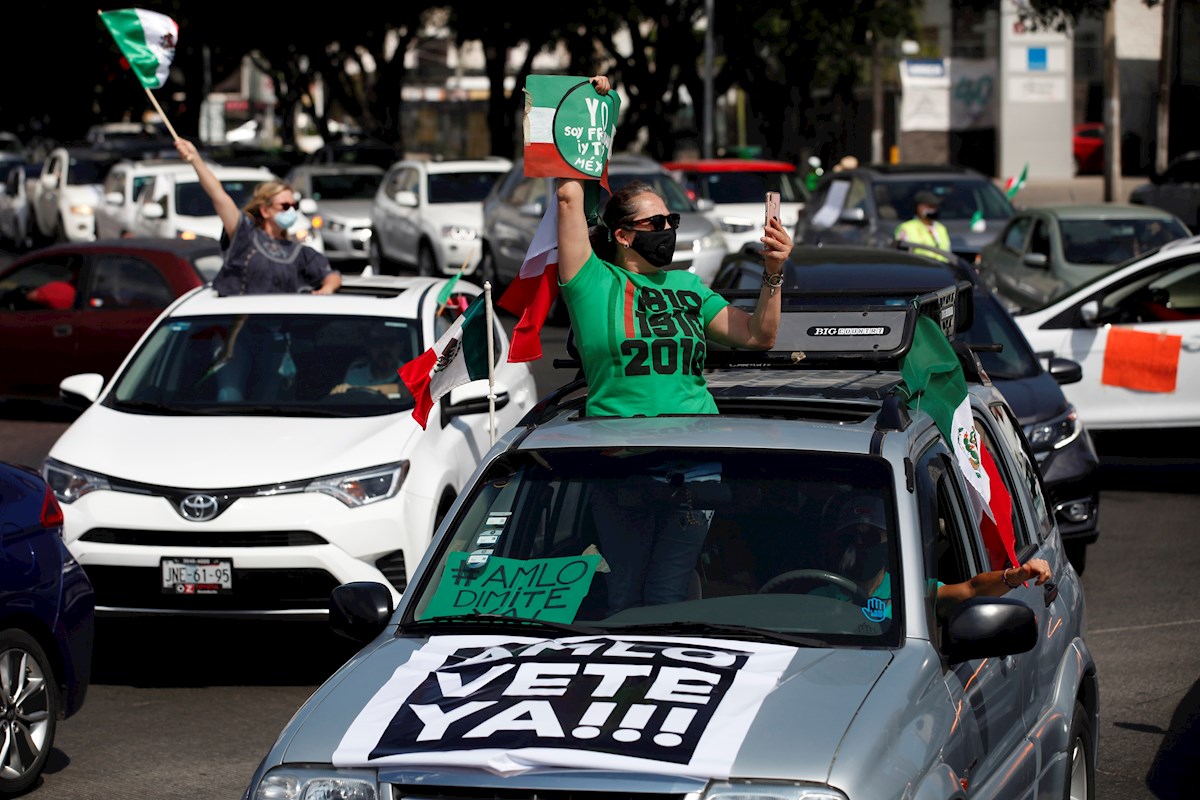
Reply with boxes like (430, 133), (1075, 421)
(524, 75), (620, 180)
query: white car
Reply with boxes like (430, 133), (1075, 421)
(95, 159), (205, 240)
(29, 147), (120, 244)
(285, 164), (384, 264)
(42, 275), (538, 618)
(0, 159), (36, 250)
(127, 164), (325, 252)
(1014, 236), (1200, 430)
(370, 158), (511, 276)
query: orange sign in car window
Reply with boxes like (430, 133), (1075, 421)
(1101, 327), (1182, 392)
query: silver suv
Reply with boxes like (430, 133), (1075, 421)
(243, 290), (1097, 800)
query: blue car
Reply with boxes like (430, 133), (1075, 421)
(0, 461), (95, 794)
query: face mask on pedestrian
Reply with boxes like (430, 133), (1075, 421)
(272, 207), (299, 230)
(919, 205), (939, 221)
(627, 228), (676, 268)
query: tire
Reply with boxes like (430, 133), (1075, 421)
(1063, 700), (1096, 800)
(0, 629), (59, 796)
(477, 243), (501, 291)
(417, 242), (437, 277)
(368, 234), (397, 276)
(1064, 542), (1088, 576)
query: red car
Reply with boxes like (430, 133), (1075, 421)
(1074, 123), (1105, 175)
(0, 238), (220, 401)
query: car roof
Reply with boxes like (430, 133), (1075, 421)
(289, 164), (385, 176)
(171, 165), (276, 181)
(164, 275), (455, 318)
(55, 146), (123, 162)
(111, 159), (198, 173)
(664, 159), (797, 173)
(1023, 203), (1186, 220)
(412, 159), (512, 174)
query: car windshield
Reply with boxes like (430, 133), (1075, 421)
(428, 172), (504, 203)
(106, 314), (423, 417)
(309, 172), (382, 201)
(68, 158), (113, 185)
(959, 291), (1040, 380)
(696, 170), (807, 204)
(176, 180), (261, 217)
(875, 179), (1013, 221)
(406, 447), (901, 647)
(607, 171), (697, 212)
(1059, 218), (1190, 264)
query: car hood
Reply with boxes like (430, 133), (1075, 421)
(64, 185), (102, 205)
(708, 201), (804, 229)
(675, 211), (718, 241)
(278, 632), (892, 783)
(48, 403), (420, 488)
(318, 199), (374, 222)
(423, 203), (485, 230)
(989, 369), (1070, 425)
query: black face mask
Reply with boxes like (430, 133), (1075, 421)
(840, 540), (888, 583)
(628, 228), (676, 268)
(921, 208), (940, 221)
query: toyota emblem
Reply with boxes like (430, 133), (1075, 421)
(179, 494), (220, 521)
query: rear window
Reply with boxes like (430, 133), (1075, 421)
(428, 172), (504, 203)
(875, 179), (1013, 222)
(1059, 218), (1189, 264)
(698, 171), (807, 204)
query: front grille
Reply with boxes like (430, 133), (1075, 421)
(375, 550), (408, 593)
(391, 787), (689, 800)
(85, 565), (340, 611)
(80, 528), (328, 547)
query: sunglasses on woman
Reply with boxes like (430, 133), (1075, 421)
(274, 202), (300, 211)
(622, 212), (680, 231)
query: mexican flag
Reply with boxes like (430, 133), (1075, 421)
(398, 295), (491, 429)
(1004, 164), (1028, 201)
(99, 8), (179, 90)
(899, 315), (994, 521)
(523, 75), (618, 185)
(497, 201), (560, 362)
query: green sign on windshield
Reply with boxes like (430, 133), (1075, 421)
(423, 553), (601, 623)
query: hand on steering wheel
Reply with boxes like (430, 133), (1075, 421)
(329, 383), (383, 396)
(758, 568), (868, 604)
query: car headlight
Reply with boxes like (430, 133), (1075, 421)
(303, 462), (409, 507)
(69, 204), (95, 216)
(718, 216), (756, 233)
(442, 225), (478, 240)
(696, 231), (727, 251)
(1024, 405), (1082, 453)
(254, 768), (377, 800)
(703, 781), (847, 800)
(43, 458), (110, 504)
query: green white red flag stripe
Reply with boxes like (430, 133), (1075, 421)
(497, 201), (559, 362)
(1004, 164), (1028, 200)
(99, 8), (179, 90)
(399, 295), (490, 429)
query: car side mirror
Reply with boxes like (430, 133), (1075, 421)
(518, 201), (545, 218)
(59, 373), (105, 410)
(838, 207), (868, 225)
(105, 191), (124, 206)
(943, 597), (1037, 664)
(329, 581), (394, 643)
(1047, 356), (1083, 385)
(1023, 252), (1049, 268)
(299, 197), (318, 215)
(140, 203), (165, 220)
(442, 380), (511, 423)
(395, 190), (419, 207)
(1079, 300), (1100, 326)
(694, 198), (715, 212)
(41, 173), (58, 189)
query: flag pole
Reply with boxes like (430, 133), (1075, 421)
(483, 281), (497, 446)
(142, 86), (180, 141)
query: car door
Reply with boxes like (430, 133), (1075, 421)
(33, 152), (61, 236)
(0, 253), (85, 398)
(134, 175), (173, 238)
(71, 251), (180, 381)
(918, 442), (1035, 796)
(487, 175), (549, 283)
(1035, 254), (1200, 428)
(376, 165), (419, 263)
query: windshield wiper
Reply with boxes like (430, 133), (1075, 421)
(111, 400), (203, 415)
(602, 620), (826, 648)
(190, 405), (357, 417)
(401, 613), (602, 637)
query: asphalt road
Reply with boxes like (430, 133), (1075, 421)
(2, 302), (1198, 800)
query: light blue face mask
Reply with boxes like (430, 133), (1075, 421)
(273, 208), (299, 230)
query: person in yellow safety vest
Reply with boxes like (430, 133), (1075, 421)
(894, 190), (950, 261)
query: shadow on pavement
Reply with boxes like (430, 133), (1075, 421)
(1093, 429), (1200, 493)
(1145, 674), (1200, 798)
(0, 400), (79, 423)
(91, 618), (362, 688)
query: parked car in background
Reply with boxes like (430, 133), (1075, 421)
(29, 147), (121, 245)
(664, 157), (808, 254)
(126, 164), (324, 252)
(95, 158), (206, 240)
(242, 291), (1096, 800)
(286, 164), (384, 267)
(44, 275), (538, 618)
(1130, 150), (1200, 232)
(85, 121), (174, 159)
(0, 460), (94, 795)
(797, 163), (1014, 262)
(370, 158), (511, 277)
(0, 238), (220, 402)
(1073, 123), (1105, 175)
(0, 131), (25, 158)
(0, 159), (39, 250)
(713, 243), (1100, 572)
(482, 154), (728, 288)
(977, 204), (1190, 311)
(1013, 235), (1200, 431)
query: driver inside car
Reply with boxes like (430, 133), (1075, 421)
(330, 326), (409, 397)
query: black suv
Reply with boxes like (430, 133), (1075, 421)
(712, 242), (1100, 572)
(796, 164), (1015, 263)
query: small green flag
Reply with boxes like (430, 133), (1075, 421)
(436, 272), (463, 306)
(1004, 164), (1028, 200)
(970, 209), (985, 232)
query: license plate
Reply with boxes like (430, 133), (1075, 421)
(161, 557), (233, 595)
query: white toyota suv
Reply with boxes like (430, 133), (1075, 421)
(42, 275), (538, 618)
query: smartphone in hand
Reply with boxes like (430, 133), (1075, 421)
(765, 191), (781, 226)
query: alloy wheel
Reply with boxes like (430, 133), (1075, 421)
(0, 642), (54, 789)
(1067, 736), (1088, 800)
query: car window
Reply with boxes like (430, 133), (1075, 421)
(987, 403), (1053, 541)
(809, 179), (852, 228)
(506, 176), (548, 208)
(428, 172), (504, 204)
(605, 171), (695, 212)
(0, 256), (83, 311)
(1029, 219), (1052, 258)
(1095, 255), (1200, 321)
(1165, 157), (1200, 184)
(103, 168), (125, 195)
(84, 255), (175, 309)
(176, 180), (258, 217)
(6, 167), (22, 194)
(309, 172), (382, 201)
(1059, 218), (1189, 264)
(916, 442), (983, 598)
(108, 314), (424, 416)
(699, 171), (804, 204)
(1002, 216), (1033, 252)
(876, 179), (1013, 222)
(407, 447), (902, 646)
(131, 175), (155, 202)
(972, 415), (1036, 560)
(68, 158), (112, 185)
(959, 291), (1040, 379)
